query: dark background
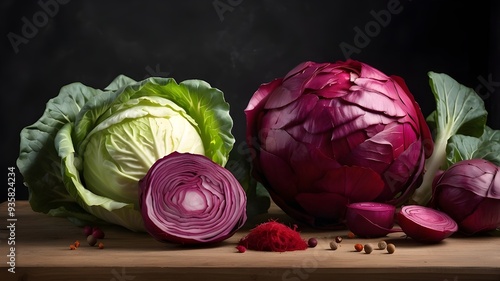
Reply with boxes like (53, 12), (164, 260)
(1, 0), (499, 203)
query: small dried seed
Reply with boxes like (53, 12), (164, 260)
(69, 244), (76, 250)
(308, 238), (318, 248)
(98, 242), (104, 249)
(335, 236), (343, 243)
(377, 240), (387, 250)
(87, 235), (97, 246)
(386, 243), (396, 254)
(364, 244), (373, 254)
(347, 231), (355, 239)
(329, 241), (339, 250)
(74, 240), (80, 248)
(354, 243), (363, 252)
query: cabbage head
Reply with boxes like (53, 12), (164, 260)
(17, 75), (234, 231)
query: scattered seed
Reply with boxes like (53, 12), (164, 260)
(364, 244), (373, 254)
(235, 245), (246, 253)
(329, 241), (339, 250)
(87, 234), (97, 246)
(307, 238), (318, 248)
(377, 240), (387, 250)
(98, 242), (104, 249)
(83, 225), (93, 236)
(92, 228), (105, 239)
(354, 243), (363, 252)
(69, 244), (76, 250)
(74, 240), (80, 248)
(386, 243), (396, 254)
(347, 231), (355, 239)
(335, 236), (343, 243)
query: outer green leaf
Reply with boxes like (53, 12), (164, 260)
(104, 75), (137, 91)
(429, 72), (488, 138)
(411, 72), (488, 205)
(16, 82), (103, 216)
(446, 135), (480, 164)
(447, 126), (500, 166)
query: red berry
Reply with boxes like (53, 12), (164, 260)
(83, 225), (93, 236)
(92, 228), (105, 239)
(354, 243), (363, 252)
(235, 245), (246, 253)
(307, 238), (318, 248)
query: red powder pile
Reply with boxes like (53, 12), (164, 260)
(238, 221), (308, 252)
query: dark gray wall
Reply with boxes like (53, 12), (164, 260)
(1, 0), (499, 202)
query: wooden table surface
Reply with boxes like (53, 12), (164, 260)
(1, 201), (499, 281)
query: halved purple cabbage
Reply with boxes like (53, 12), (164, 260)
(139, 152), (247, 244)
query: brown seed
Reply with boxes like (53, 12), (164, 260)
(98, 242), (104, 249)
(87, 235), (97, 246)
(377, 240), (387, 250)
(364, 244), (374, 254)
(386, 243), (396, 254)
(354, 243), (363, 252)
(329, 241), (339, 250)
(69, 244), (76, 250)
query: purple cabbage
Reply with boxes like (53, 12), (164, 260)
(245, 59), (433, 227)
(432, 159), (500, 235)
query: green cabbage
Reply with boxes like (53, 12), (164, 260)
(17, 75), (235, 231)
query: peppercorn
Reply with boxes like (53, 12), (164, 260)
(87, 234), (97, 246)
(386, 243), (396, 254)
(377, 240), (387, 250)
(335, 236), (343, 243)
(329, 241), (339, 250)
(307, 238), (318, 248)
(354, 243), (363, 252)
(364, 244), (373, 254)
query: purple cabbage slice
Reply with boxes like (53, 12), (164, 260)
(139, 152), (247, 244)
